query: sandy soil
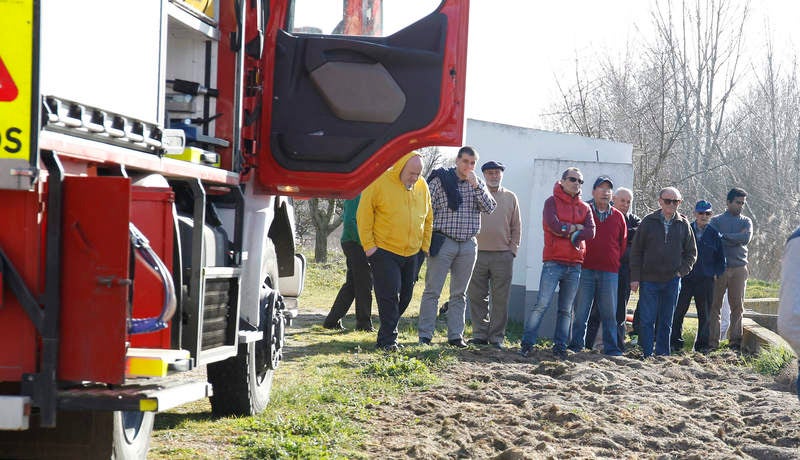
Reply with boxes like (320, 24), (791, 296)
(364, 345), (800, 459)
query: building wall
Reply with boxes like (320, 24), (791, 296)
(466, 119), (634, 338)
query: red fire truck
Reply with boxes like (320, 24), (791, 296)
(0, 0), (468, 457)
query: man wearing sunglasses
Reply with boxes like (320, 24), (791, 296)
(670, 200), (726, 353)
(520, 167), (595, 359)
(708, 188), (752, 352)
(629, 187), (697, 357)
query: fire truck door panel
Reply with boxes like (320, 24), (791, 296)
(59, 176), (131, 384)
(259, 0), (469, 197)
(270, 12), (444, 173)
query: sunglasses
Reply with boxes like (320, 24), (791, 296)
(566, 177), (584, 184)
(660, 198), (682, 205)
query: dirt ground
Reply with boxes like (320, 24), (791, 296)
(362, 343), (800, 459)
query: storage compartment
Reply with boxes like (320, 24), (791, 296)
(130, 186), (176, 349)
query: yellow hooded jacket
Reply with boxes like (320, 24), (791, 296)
(357, 151), (433, 257)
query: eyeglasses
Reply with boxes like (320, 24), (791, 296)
(660, 198), (682, 205)
(566, 177), (584, 184)
(696, 211), (712, 216)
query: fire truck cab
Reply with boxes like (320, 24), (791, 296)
(0, 0), (469, 457)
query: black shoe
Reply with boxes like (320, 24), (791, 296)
(418, 337), (432, 345)
(323, 321), (345, 331)
(448, 338), (468, 348)
(380, 343), (400, 352)
(519, 342), (533, 357)
(467, 338), (488, 345)
(729, 344), (741, 352)
(552, 347), (568, 360)
(355, 324), (375, 332)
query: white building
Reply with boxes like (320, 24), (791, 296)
(466, 119), (633, 336)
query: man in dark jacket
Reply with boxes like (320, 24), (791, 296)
(630, 187), (697, 357)
(670, 200), (726, 352)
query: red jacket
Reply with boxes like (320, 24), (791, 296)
(582, 204), (627, 272)
(542, 182), (595, 264)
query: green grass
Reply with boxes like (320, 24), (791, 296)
(746, 279), (780, 298)
(150, 252), (458, 459)
(742, 345), (795, 376)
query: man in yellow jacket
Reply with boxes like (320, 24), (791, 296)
(358, 152), (433, 351)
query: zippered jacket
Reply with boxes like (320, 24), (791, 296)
(357, 152), (433, 257)
(630, 210), (697, 283)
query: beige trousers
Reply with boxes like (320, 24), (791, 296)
(709, 265), (748, 348)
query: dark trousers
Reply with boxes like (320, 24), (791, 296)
(586, 263), (631, 349)
(324, 240), (373, 329)
(671, 275), (714, 351)
(369, 248), (421, 347)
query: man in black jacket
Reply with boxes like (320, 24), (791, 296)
(629, 187), (697, 357)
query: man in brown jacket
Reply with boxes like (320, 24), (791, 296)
(466, 161), (521, 349)
(630, 187), (696, 357)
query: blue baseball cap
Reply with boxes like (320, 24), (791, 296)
(481, 160), (506, 172)
(695, 200), (712, 212)
(593, 176), (613, 189)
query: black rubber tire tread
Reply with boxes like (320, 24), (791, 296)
(207, 341), (273, 416)
(0, 410), (153, 460)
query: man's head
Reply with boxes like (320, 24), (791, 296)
(591, 176), (614, 209)
(726, 187), (747, 216)
(694, 200), (713, 227)
(559, 167), (584, 197)
(613, 187), (633, 215)
(455, 146), (479, 180)
(658, 186), (682, 219)
(481, 160), (505, 189)
(400, 155), (423, 190)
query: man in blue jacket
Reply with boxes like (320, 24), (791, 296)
(671, 200), (726, 352)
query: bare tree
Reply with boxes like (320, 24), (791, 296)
(419, 146), (451, 178)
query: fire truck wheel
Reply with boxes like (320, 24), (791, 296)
(112, 411), (154, 459)
(208, 341), (273, 416)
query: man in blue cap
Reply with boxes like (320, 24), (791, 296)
(670, 200), (726, 352)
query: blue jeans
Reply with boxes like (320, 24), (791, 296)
(639, 277), (681, 357)
(522, 261), (581, 351)
(569, 269), (622, 355)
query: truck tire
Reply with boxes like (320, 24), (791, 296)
(112, 411), (155, 460)
(207, 341), (274, 416)
(207, 240), (279, 416)
(0, 410), (152, 459)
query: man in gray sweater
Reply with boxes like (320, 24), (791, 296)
(708, 188), (752, 351)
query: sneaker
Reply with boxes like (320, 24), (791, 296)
(467, 338), (489, 345)
(519, 342), (533, 357)
(552, 347), (568, 360)
(381, 343), (400, 352)
(490, 342), (506, 350)
(448, 338), (468, 348)
(418, 337), (432, 345)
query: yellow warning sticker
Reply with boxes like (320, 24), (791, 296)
(0, 0), (34, 161)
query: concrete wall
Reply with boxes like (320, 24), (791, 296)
(467, 119), (634, 337)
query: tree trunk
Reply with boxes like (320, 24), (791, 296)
(314, 230), (329, 263)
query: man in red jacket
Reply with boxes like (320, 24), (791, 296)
(520, 167), (595, 359)
(568, 176), (627, 356)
